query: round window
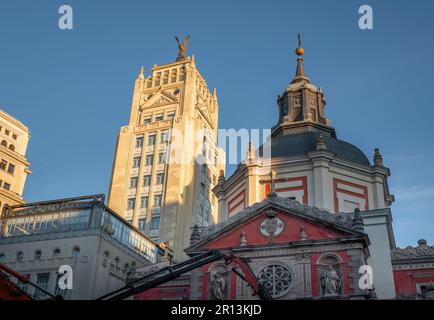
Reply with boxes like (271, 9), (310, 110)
(257, 264), (292, 298)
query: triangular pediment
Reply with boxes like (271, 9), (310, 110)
(142, 89), (179, 108)
(185, 197), (365, 253)
(196, 103), (213, 125)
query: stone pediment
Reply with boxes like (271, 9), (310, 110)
(185, 196), (367, 253)
(196, 103), (213, 127)
(142, 89), (179, 108)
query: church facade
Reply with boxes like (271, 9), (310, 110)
(131, 38), (434, 300)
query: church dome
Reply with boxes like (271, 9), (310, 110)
(258, 132), (371, 167)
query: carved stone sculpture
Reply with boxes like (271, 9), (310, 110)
(210, 271), (226, 300)
(321, 265), (341, 295)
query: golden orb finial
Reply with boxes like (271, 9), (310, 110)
(295, 33), (304, 56)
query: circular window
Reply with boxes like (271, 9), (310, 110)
(257, 264), (292, 298)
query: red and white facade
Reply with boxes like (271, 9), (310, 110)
(136, 197), (371, 300)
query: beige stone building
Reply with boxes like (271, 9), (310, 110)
(0, 109), (31, 214)
(108, 53), (225, 260)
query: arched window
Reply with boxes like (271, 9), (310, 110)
(72, 246), (80, 257)
(0, 140), (6, 147)
(8, 144), (15, 151)
(34, 250), (42, 261)
(16, 251), (24, 262)
(53, 248), (61, 258)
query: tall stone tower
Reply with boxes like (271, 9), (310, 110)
(0, 109), (31, 215)
(108, 42), (225, 259)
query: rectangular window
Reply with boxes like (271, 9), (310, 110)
(4, 129), (9, 136)
(132, 157), (141, 168)
(12, 134), (17, 140)
(135, 136), (144, 148)
(158, 152), (166, 164)
(127, 198), (135, 210)
(154, 114), (163, 122)
(130, 177), (138, 189)
(156, 173), (165, 185)
(3, 183), (10, 190)
(150, 216), (160, 230)
(160, 130), (169, 143)
(138, 218), (146, 231)
(0, 160), (6, 171)
(166, 111), (175, 120)
(7, 164), (15, 175)
(145, 155), (154, 166)
(148, 134), (156, 146)
(143, 115), (151, 124)
(153, 194), (162, 207)
(34, 273), (50, 299)
(54, 274), (67, 297)
(140, 196), (149, 208)
(17, 274), (30, 293)
(143, 175), (151, 186)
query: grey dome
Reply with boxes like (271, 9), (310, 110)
(257, 132), (371, 166)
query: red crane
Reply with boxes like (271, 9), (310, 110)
(97, 250), (273, 300)
(0, 263), (59, 300)
(1, 250), (272, 300)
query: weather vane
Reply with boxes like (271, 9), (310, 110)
(295, 33), (304, 56)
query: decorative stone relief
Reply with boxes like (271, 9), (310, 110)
(260, 209), (284, 242)
(240, 231), (247, 246)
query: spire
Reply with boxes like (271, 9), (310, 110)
(374, 148), (384, 166)
(138, 66), (144, 79)
(247, 141), (255, 161)
(292, 33), (310, 84)
(273, 34), (334, 138)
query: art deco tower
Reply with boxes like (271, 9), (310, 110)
(108, 40), (225, 259)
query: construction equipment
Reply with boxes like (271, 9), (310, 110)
(97, 249), (273, 300)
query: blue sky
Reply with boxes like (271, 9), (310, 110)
(0, 0), (433, 247)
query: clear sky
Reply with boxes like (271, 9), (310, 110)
(0, 0), (433, 247)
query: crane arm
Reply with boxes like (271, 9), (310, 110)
(97, 250), (272, 301)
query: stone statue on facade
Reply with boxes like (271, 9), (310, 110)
(175, 35), (190, 61)
(210, 271), (226, 300)
(321, 266), (341, 295)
